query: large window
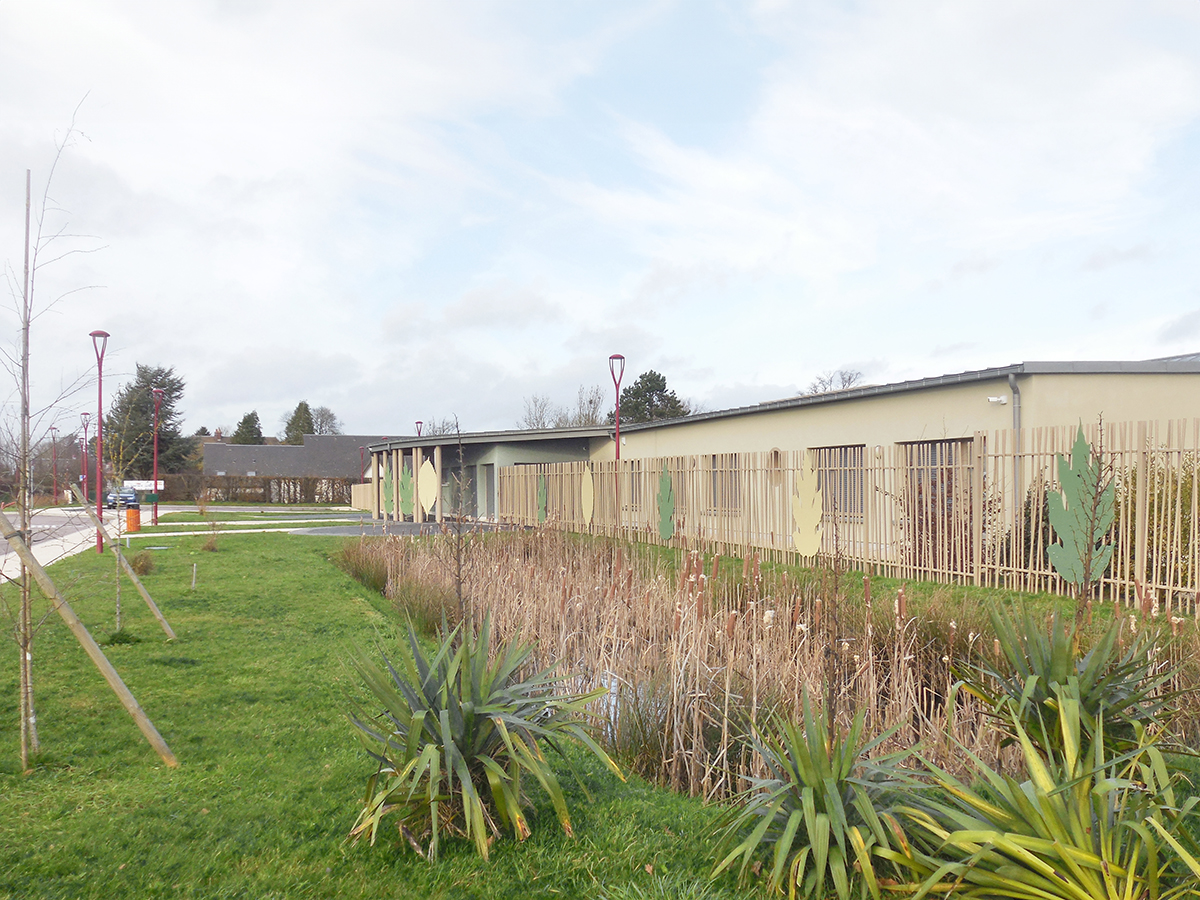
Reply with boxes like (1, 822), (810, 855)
(708, 453), (741, 514)
(898, 438), (975, 571)
(811, 445), (865, 518)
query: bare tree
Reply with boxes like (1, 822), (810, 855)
(311, 405), (343, 435)
(421, 417), (461, 437)
(1, 111), (100, 767)
(518, 394), (555, 430)
(552, 385), (607, 427)
(804, 369), (863, 395)
(521, 384), (609, 429)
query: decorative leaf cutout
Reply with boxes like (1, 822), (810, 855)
(792, 451), (823, 556)
(382, 458), (395, 517)
(418, 460), (438, 515)
(398, 464), (414, 518)
(656, 463), (675, 541)
(580, 466), (594, 524)
(1047, 426), (1115, 587)
(537, 474), (548, 524)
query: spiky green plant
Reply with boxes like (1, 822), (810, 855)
(957, 607), (1183, 757)
(890, 690), (1200, 900)
(712, 695), (913, 900)
(348, 615), (623, 861)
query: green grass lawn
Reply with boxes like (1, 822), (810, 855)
(0, 533), (739, 900)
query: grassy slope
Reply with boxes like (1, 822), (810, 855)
(0, 533), (737, 900)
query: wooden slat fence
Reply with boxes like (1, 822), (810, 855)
(499, 420), (1200, 613)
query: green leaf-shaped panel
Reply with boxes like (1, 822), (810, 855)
(1047, 426), (1115, 586)
(656, 463), (675, 541)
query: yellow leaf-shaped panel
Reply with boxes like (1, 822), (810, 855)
(792, 452), (823, 556)
(418, 459), (439, 515)
(580, 466), (594, 524)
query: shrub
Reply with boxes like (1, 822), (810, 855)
(893, 694), (1200, 900)
(711, 695), (913, 900)
(335, 538), (388, 595)
(957, 608), (1183, 757)
(348, 615), (623, 861)
(129, 550), (154, 576)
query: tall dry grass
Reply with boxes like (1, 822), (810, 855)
(342, 530), (1068, 798)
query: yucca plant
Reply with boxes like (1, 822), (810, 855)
(889, 688), (1200, 900)
(712, 694), (914, 899)
(957, 607), (1182, 757)
(348, 615), (622, 861)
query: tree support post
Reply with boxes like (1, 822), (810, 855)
(72, 487), (176, 640)
(0, 507), (178, 767)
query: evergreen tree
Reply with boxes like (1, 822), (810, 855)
(231, 411), (264, 445)
(104, 364), (195, 479)
(282, 401), (315, 444)
(607, 371), (689, 425)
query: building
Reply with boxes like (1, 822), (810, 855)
(366, 354), (1200, 520)
(363, 355), (1200, 605)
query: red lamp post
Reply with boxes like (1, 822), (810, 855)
(90, 330), (109, 553)
(609, 354), (625, 461)
(48, 425), (58, 504)
(80, 412), (90, 504)
(152, 387), (164, 526)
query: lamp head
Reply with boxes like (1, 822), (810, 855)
(89, 329), (110, 359)
(608, 354), (625, 390)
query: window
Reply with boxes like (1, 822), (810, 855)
(708, 453), (741, 514)
(898, 438), (974, 571)
(811, 445), (865, 518)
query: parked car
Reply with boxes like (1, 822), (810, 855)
(105, 489), (140, 510)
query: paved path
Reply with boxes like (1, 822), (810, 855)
(0, 505), (120, 582)
(0, 505), (500, 580)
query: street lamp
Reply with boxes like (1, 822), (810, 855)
(90, 329), (109, 553)
(415, 420), (423, 438)
(609, 354), (625, 461)
(48, 425), (58, 505)
(80, 412), (90, 505)
(152, 387), (164, 526)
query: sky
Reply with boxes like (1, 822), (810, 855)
(2, 0), (1200, 438)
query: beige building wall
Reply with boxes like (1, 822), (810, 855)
(1018, 373), (1200, 429)
(589, 372), (1200, 460)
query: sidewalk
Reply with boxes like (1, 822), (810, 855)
(0, 505), (119, 582)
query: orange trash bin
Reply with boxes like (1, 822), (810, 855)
(126, 506), (141, 532)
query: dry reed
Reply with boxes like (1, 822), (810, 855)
(342, 531), (1061, 798)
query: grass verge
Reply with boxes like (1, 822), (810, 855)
(0, 532), (740, 900)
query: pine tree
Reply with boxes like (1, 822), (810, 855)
(230, 411), (264, 445)
(282, 401), (315, 444)
(104, 364), (194, 479)
(607, 371), (689, 424)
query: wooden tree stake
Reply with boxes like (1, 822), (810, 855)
(0, 507), (178, 767)
(71, 487), (176, 640)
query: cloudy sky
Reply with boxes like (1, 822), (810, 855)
(2, 0), (1199, 437)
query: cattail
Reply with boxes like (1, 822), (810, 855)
(726, 611), (737, 640)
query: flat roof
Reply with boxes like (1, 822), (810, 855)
(369, 425), (610, 453)
(622, 355), (1200, 433)
(367, 354), (1200, 450)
